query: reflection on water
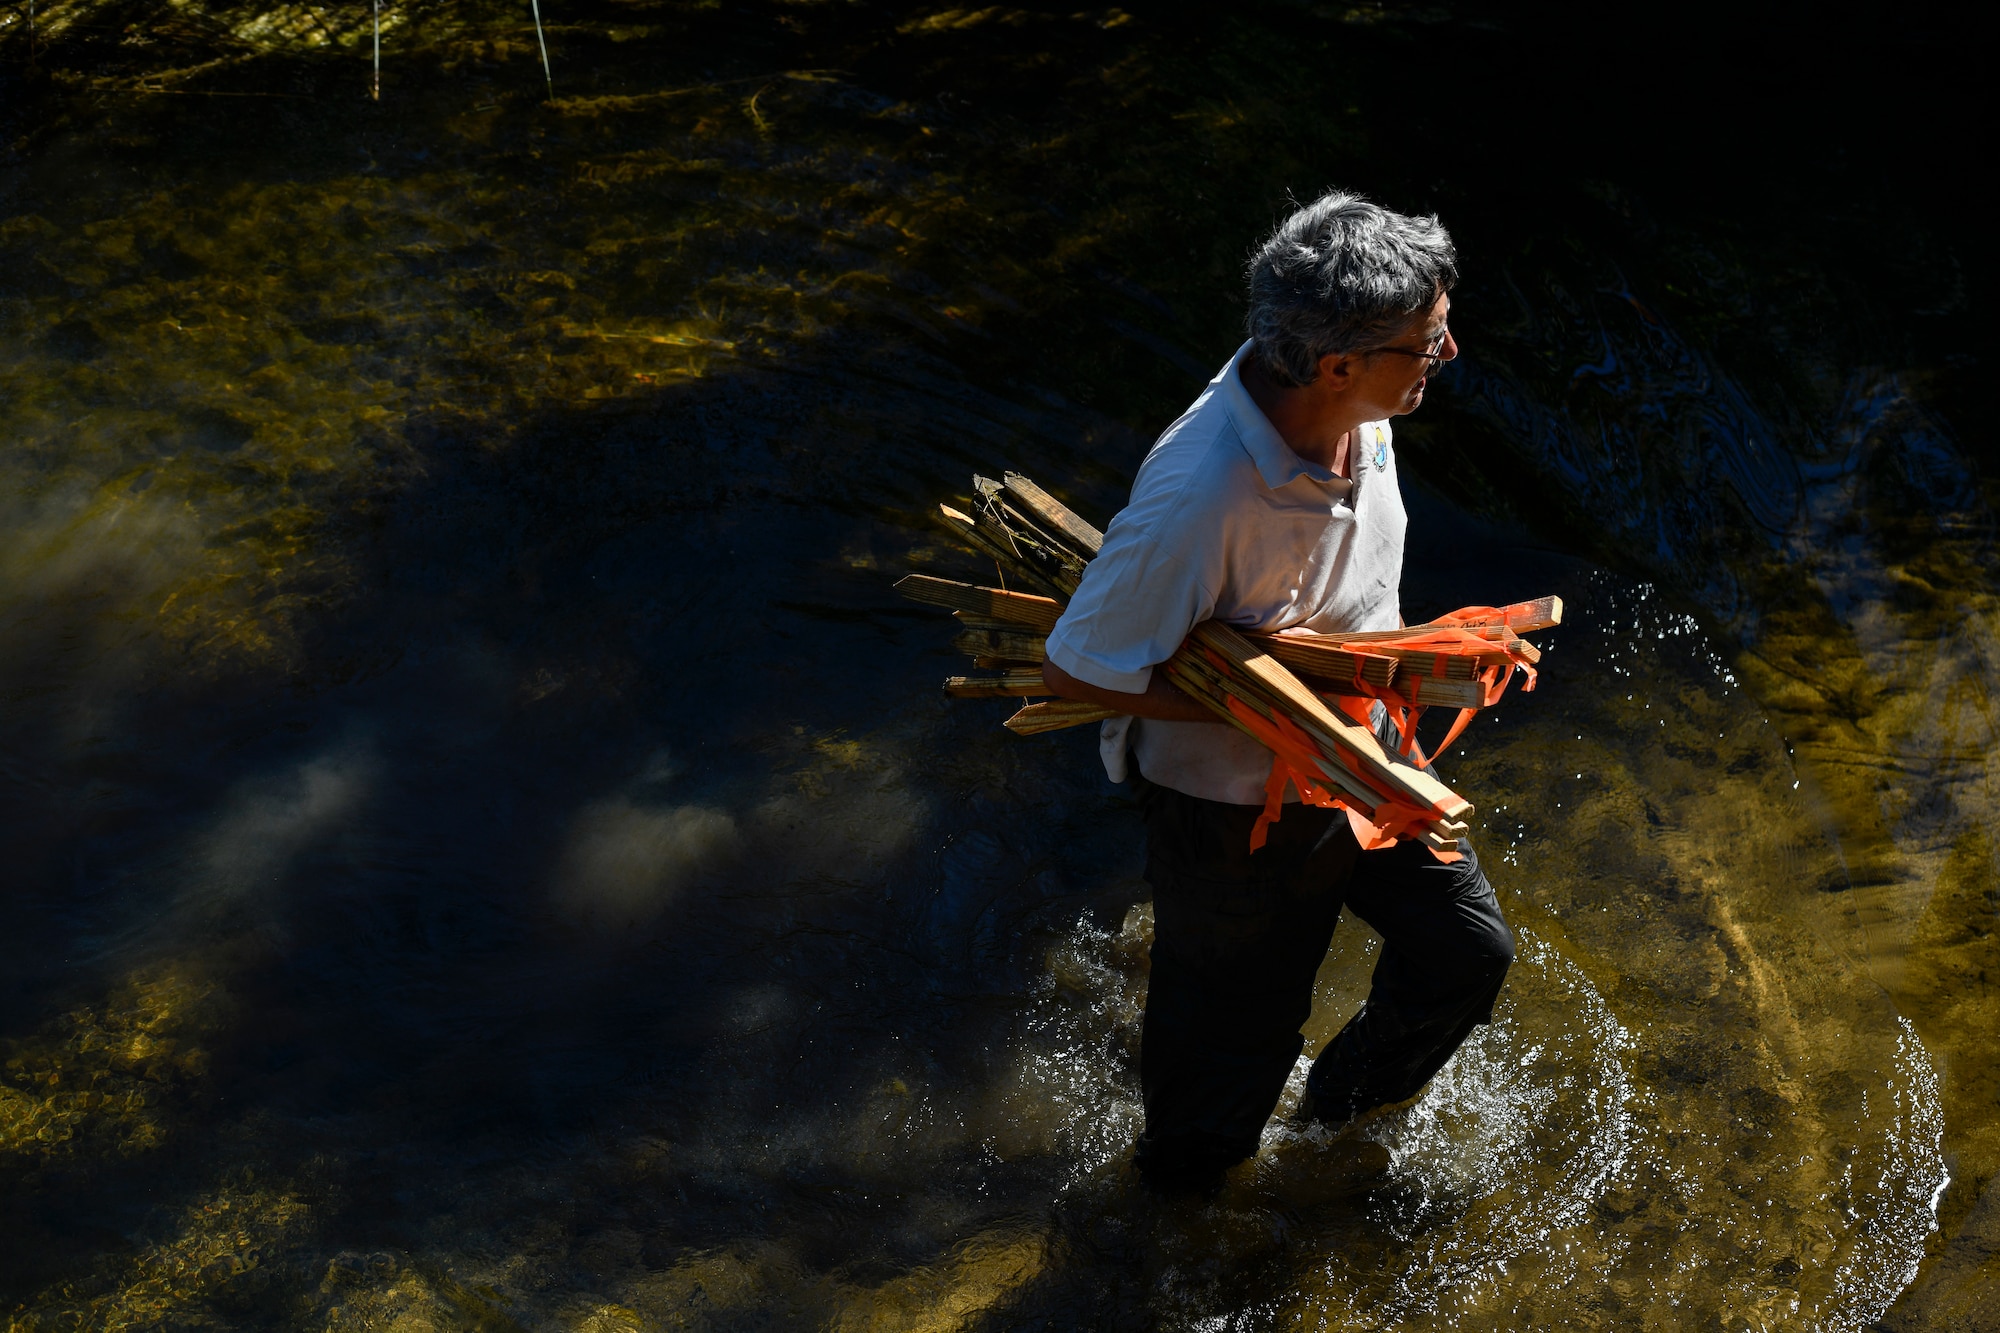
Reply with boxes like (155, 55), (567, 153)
(2, 965), (221, 1162)
(0, 0), (1990, 1328)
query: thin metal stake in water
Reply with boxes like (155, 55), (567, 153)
(371, 0), (381, 100)
(529, 0), (552, 98)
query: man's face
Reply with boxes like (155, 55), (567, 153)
(1349, 293), (1457, 419)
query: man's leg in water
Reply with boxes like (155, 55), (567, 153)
(1134, 782), (1358, 1183)
(1303, 832), (1514, 1124)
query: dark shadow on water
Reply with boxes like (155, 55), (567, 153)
(0, 346), (1158, 1309)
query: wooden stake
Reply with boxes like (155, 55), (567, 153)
(1262, 640), (1508, 682)
(1197, 639), (1465, 853)
(938, 503), (1003, 563)
(1001, 472), (1105, 557)
(896, 576), (1062, 633)
(1184, 621), (1473, 825)
(939, 504), (1069, 599)
(1308, 596), (1561, 643)
(1004, 699), (1118, 734)
(1165, 651), (1385, 812)
(371, 0), (381, 100)
(1400, 675), (1486, 710)
(945, 670), (1052, 698)
(967, 480), (1085, 596)
(1249, 637), (1399, 690)
(1297, 622), (1536, 655)
(1478, 595), (1562, 632)
(952, 612), (1024, 633)
(953, 629), (1048, 662)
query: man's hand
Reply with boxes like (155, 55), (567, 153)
(1041, 658), (1222, 723)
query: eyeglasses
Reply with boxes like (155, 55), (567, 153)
(1372, 330), (1453, 376)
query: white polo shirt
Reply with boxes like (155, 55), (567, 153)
(1044, 340), (1407, 805)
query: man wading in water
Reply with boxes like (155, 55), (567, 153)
(1041, 191), (1515, 1188)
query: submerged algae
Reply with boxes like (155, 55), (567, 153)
(1, 965), (222, 1163)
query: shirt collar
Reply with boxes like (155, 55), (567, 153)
(1216, 340), (1344, 490)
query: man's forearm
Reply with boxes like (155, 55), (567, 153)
(1040, 658), (1222, 723)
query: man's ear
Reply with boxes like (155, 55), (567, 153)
(1316, 350), (1356, 386)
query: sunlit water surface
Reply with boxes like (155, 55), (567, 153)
(1, 1), (1990, 1329)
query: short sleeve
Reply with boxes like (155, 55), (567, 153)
(1044, 528), (1215, 694)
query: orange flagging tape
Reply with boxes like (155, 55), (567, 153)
(1310, 611), (1541, 768)
(1222, 696), (1463, 864)
(1209, 604), (1548, 860)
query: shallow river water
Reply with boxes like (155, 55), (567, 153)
(1, 2), (1993, 1329)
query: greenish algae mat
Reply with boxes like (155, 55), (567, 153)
(1, 1), (1992, 1328)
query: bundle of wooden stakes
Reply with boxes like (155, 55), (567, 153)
(897, 472), (1559, 856)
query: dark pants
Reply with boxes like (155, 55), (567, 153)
(1131, 778), (1514, 1177)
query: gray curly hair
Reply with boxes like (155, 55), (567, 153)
(1245, 191), (1457, 388)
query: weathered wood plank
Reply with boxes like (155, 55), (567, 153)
(954, 629), (1049, 662)
(939, 502), (1071, 599)
(945, 669), (1052, 698)
(1165, 649), (1387, 810)
(1479, 595), (1562, 632)
(1401, 675), (1486, 710)
(896, 576), (1063, 633)
(1249, 636), (1400, 688)
(1003, 699), (1118, 734)
(1001, 472), (1105, 557)
(1188, 621), (1474, 823)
